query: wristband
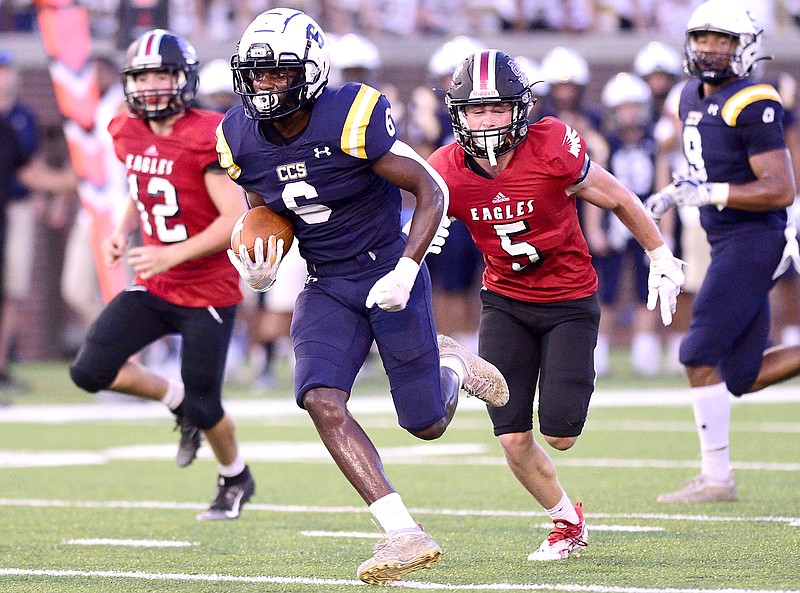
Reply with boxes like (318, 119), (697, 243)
(394, 256), (420, 289)
(646, 243), (674, 263)
(709, 183), (730, 209)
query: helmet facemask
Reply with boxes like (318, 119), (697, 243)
(451, 100), (531, 166)
(123, 67), (192, 119)
(685, 32), (743, 82)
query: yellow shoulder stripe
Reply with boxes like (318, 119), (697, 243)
(341, 85), (381, 159)
(215, 121), (241, 180)
(721, 84), (782, 127)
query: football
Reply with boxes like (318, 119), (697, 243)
(230, 206), (295, 262)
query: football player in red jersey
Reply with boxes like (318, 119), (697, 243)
(428, 50), (684, 560)
(68, 29), (255, 521)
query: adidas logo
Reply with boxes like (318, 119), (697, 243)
(492, 192), (509, 204)
(144, 145), (159, 157)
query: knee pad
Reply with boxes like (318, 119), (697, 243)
(182, 398), (224, 430)
(69, 362), (108, 393)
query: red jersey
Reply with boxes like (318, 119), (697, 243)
(109, 108), (242, 308)
(428, 117), (597, 303)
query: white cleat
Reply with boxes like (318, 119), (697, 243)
(437, 334), (509, 407)
(657, 472), (738, 503)
(357, 526), (441, 585)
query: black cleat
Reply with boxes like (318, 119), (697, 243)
(196, 469), (255, 521)
(174, 413), (202, 468)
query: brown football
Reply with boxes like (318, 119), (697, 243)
(231, 206), (294, 262)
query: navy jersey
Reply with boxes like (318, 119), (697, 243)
(217, 83), (402, 266)
(679, 78), (787, 242)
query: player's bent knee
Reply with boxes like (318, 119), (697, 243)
(544, 435), (577, 451)
(182, 400), (224, 430)
(409, 418), (447, 441)
(302, 388), (349, 424)
(69, 363), (107, 393)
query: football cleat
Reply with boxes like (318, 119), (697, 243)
(196, 469), (255, 521)
(528, 503), (588, 561)
(437, 334), (509, 407)
(657, 472), (738, 503)
(357, 526), (442, 585)
(174, 413), (202, 468)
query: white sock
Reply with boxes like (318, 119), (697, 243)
(544, 490), (579, 524)
(161, 380), (185, 411)
(691, 382), (732, 481)
(219, 456), (246, 478)
(369, 492), (418, 533)
(594, 334), (610, 377)
(440, 357), (466, 389)
(631, 332), (661, 376)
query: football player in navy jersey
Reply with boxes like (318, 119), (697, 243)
(68, 30), (255, 521)
(428, 50), (684, 561)
(645, 0), (800, 503)
(219, 9), (509, 585)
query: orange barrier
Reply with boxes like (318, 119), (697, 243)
(35, 0), (127, 302)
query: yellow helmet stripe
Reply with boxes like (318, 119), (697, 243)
(341, 85), (381, 159)
(215, 121), (242, 180)
(721, 84), (782, 127)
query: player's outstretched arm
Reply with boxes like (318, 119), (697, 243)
(573, 162), (685, 325)
(366, 141), (449, 312)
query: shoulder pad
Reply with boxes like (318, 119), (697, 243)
(340, 84), (382, 159)
(721, 84), (782, 127)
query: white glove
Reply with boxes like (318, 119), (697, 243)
(401, 216), (452, 256)
(772, 220), (800, 280)
(365, 257), (420, 312)
(646, 244), (686, 326)
(227, 235), (284, 292)
(644, 192), (675, 222)
(667, 177), (730, 208)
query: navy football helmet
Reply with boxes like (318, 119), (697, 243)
(122, 29), (199, 119)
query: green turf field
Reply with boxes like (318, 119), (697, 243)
(0, 360), (798, 592)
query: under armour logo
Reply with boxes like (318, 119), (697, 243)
(707, 104), (719, 116)
(314, 146), (331, 158)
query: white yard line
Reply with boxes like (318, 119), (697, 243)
(1, 386), (799, 424)
(0, 443), (798, 472)
(0, 498), (797, 526)
(64, 538), (198, 547)
(0, 568), (796, 592)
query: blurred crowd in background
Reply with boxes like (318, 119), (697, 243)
(0, 2), (799, 394)
(2, 1), (800, 43)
